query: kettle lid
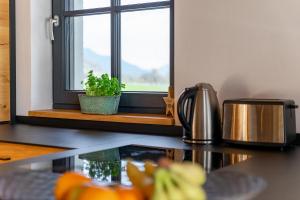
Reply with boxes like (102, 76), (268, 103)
(195, 83), (216, 92)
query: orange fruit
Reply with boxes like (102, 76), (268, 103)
(63, 184), (86, 200)
(77, 185), (120, 200)
(141, 184), (154, 200)
(54, 172), (91, 200)
(115, 186), (144, 200)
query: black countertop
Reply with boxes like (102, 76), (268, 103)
(0, 124), (299, 200)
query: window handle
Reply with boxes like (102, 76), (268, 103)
(49, 15), (60, 41)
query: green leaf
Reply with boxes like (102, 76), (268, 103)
(82, 70), (126, 96)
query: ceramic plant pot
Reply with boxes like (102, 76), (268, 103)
(78, 94), (120, 115)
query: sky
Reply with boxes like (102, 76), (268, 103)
(79, 0), (170, 70)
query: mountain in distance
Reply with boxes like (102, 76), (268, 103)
(83, 48), (169, 79)
(84, 48), (144, 77)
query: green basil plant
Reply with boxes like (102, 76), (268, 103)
(82, 70), (125, 97)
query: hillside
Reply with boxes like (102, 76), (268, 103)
(83, 48), (169, 83)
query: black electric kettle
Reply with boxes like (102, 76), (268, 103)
(177, 83), (221, 144)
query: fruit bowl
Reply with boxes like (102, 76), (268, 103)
(54, 159), (207, 200)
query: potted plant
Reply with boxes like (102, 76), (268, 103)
(79, 70), (125, 115)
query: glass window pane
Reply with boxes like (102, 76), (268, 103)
(121, 9), (170, 92)
(67, 14), (111, 90)
(121, 0), (168, 5)
(68, 0), (110, 10)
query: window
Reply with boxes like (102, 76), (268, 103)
(121, 9), (170, 92)
(53, 0), (174, 113)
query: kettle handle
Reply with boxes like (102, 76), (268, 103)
(177, 87), (197, 131)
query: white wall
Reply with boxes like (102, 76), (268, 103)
(16, 0), (31, 116)
(16, 0), (52, 116)
(30, 0), (53, 110)
(175, 0), (300, 132)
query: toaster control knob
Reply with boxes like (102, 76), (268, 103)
(288, 105), (298, 109)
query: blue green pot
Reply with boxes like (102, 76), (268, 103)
(78, 94), (120, 115)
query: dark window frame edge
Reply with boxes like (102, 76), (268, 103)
(64, 1), (170, 17)
(10, 0), (16, 124)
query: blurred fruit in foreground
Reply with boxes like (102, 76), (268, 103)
(63, 184), (83, 200)
(114, 185), (144, 200)
(127, 161), (153, 188)
(126, 159), (206, 200)
(77, 185), (120, 200)
(170, 162), (206, 186)
(144, 160), (157, 176)
(54, 172), (91, 200)
(153, 160), (206, 200)
(158, 158), (172, 168)
(126, 161), (154, 199)
(55, 172), (143, 200)
(56, 159), (206, 200)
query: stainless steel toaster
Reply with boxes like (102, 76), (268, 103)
(222, 99), (298, 146)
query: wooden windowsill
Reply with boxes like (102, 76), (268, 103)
(28, 109), (175, 126)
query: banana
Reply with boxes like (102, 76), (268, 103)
(126, 161), (151, 188)
(128, 160), (207, 200)
(127, 161), (155, 199)
(152, 169), (169, 200)
(170, 172), (206, 200)
(144, 160), (157, 177)
(170, 162), (206, 186)
(163, 170), (186, 200)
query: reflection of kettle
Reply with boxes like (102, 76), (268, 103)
(177, 83), (222, 144)
(184, 150), (223, 173)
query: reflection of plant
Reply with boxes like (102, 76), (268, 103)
(84, 160), (121, 182)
